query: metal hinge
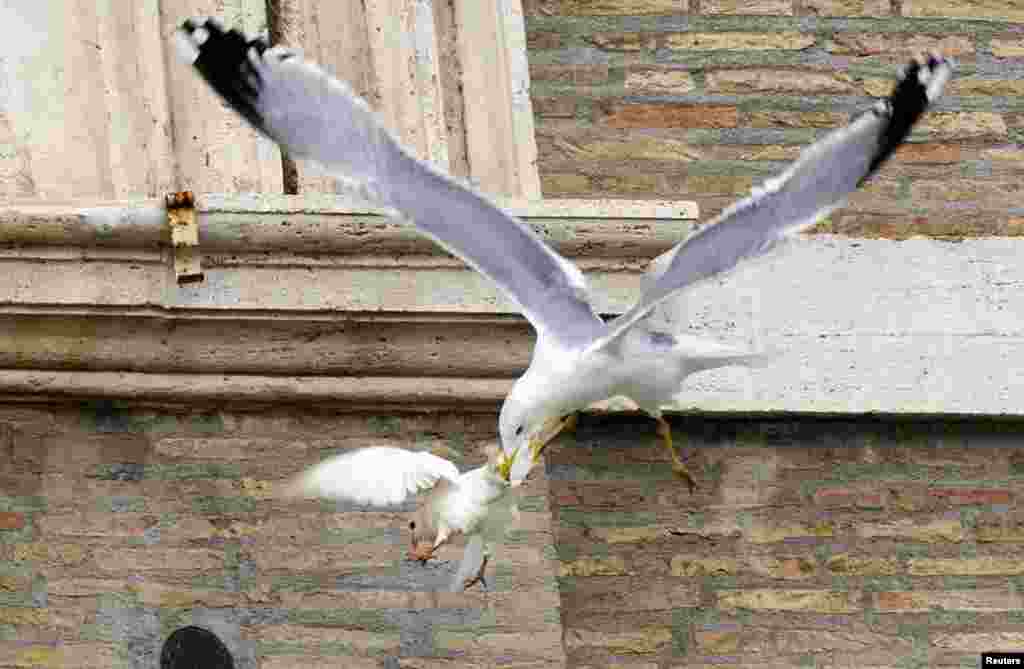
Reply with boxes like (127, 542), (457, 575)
(165, 191), (204, 284)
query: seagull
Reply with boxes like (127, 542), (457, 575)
(177, 18), (952, 492)
(284, 445), (520, 591)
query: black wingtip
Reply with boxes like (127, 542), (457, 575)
(863, 53), (952, 181)
(178, 18), (271, 136)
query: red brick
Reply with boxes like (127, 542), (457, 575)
(0, 512), (25, 530)
(928, 488), (1012, 506)
(876, 591), (917, 610)
(893, 142), (962, 163)
(813, 486), (886, 509)
(599, 103), (738, 129)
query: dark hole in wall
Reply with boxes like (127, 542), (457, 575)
(160, 626), (234, 669)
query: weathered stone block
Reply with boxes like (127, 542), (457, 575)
(624, 68), (696, 93)
(91, 546), (224, 571)
(665, 32), (814, 50)
(991, 38), (1024, 57)
(918, 112), (1008, 140)
(932, 632), (1024, 652)
(748, 520), (834, 544)
(803, 0), (889, 15)
(538, 0), (687, 14)
(748, 556), (816, 580)
(705, 70), (856, 94)
(746, 111), (848, 129)
(909, 557), (1024, 576)
(695, 629), (740, 653)
(826, 554), (901, 576)
(599, 103), (738, 128)
(560, 557), (629, 576)
(594, 526), (665, 544)
(856, 518), (965, 543)
(0, 607), (49, 625)
(589, 32), (657, 51)
(541, 173), (591, 196)
(593, 174), (662, 195)
(565, 626), (673, 654)
(671, 556), (738, 577)
(826, 33), (972, 56)
(876, 589), (1023, 612)
(903, 0), (1024, 21)
(718, 589), (860, 613)
(530, 64), (610, 85)
(703, 0), (793, 13)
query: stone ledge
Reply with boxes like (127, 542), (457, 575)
(2, 195), (1023, 416)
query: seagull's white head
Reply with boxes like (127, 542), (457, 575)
(499, 382), (576, 487)
(498, 394), (538, 487)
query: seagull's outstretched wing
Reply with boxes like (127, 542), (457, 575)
(592, 54), (952, 353)
(176, 18), (606, 350)
(284, 446), (460, 506)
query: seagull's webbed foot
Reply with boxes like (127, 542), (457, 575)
(655, 416), (697, 494)
(461, 554), (490, 591)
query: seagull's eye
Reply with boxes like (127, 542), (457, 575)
(514, 425), (524, 437)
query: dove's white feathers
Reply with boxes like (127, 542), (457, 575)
(286, 446), (460, 507)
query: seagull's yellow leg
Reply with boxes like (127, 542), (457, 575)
(529, 412), (580, 464)
(655, 417), (697, 493)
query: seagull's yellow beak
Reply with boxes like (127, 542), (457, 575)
(529, 413), (578, 464)
(497, 445), (520, 482)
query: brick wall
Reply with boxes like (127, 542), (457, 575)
(5, 401), (1023, 667)
(0, 403), (563, 668)
(525, 0), (1024, 239)
(547, 412), (1024, 668)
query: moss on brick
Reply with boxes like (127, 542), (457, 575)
(862, 576), (914, 591)
(94, 496), (146, 513)
(322, 527), (402, 545)
(271, 575), (322, 593)
(556, 509), (658, 527)
(0, 525), (34, 544)
(518, 494), (549, 513)
(367, 416), (401, 434)
(0, 496), (46, 513)
(191, 496), (257, 514)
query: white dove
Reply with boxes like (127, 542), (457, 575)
(177, 18), (952, 492)
(285, 446), (520, 591)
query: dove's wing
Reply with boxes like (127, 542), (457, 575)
(285, 447), (460, 507)
(176, 18), (606, 351)
(592, 54), (952, 353)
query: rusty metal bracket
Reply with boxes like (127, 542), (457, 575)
(166, 191), (204, 284)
